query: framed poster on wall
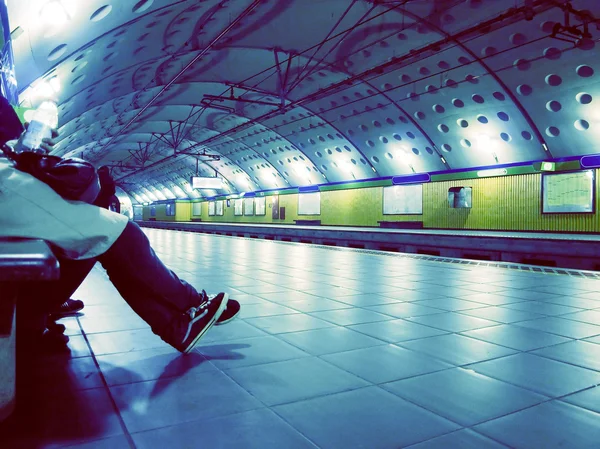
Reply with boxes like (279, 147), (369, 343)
(192, 202), (202, 216)
(255, 197), (266, 216)
(542, 170), (595, 214)
(244, 198), (254, 215)
(298, 192), (320, 215)
(208, 201), (215, 216)
(216, 200), (224, 216)
(383, 184), (423, 215)
(234, 199), (243, 216)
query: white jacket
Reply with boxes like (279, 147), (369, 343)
(0, 157), (128, 260)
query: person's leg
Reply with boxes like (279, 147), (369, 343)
(97, 221), (226, 350)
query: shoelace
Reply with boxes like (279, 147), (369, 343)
(185, 290), (211, 319)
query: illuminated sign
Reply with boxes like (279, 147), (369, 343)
(191, 176), (222, 189)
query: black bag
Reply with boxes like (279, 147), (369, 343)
(14, 152), (101, 204)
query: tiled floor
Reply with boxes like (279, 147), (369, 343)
(2, 228), (600, 448)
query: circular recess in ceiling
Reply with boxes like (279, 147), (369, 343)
(133, 0), (154, 13)
(544, 47), (562, 60)
(366, 89), (376, 96)
(397, 32), (408, 41)
(380, 136), (389, 144)
(458, 56), (470, 65)
(308, 138), (316, 144)
(336, 133), (343, 139)
(318, 135), (325, 142)
(425, 146), (434, 154)
(433, 104), (445, 113)
(419, 67), (431, 76)
(576, 65), (594, 78)
(514, 59), (531, 71)
(442, 13), (455, 24)
(114, 28), (127, 37)
(521, 131), (533, 140)
(406, 132), (416, 139)
(400, 74), (412, 83)
(354, 91), (364, 99)
(546, 126), (560, 137)
(90, 5), (112, 22)
(71, 75), (86, 85)
(359, 158), (366, 165)
(74, 53), (86, 61)
(407, 92), (419, 102)
(382, 83), (393, 90)
(385, 152), (394, 160)
(344, 146), (352, 152)
(347, 129), (355, 136)
(103, 52), (117, 61)
(72, 61), (88, 72)
(576, 92), (592, 104)
(441, 144), (452, 152)
(438, 60), (450, 69)
(366, 140), (375, 147)
(576, 38), (595, 51)
(412, 148), (420, 155)
(373, 121), (381, 128)
(493, 91), (506, 101)
(415, 111), (426, 120)
(351, 159), (357, 165)
(497, 112), (510, 121)
(546, 100), (562, 112)
(460, 139), (472, 148)
(482, 46), (497, 57)
(398, 116), (409, 124)
(457, 119), (469, 128)
(452, 98), (465, 108)
(477, 115), (489, 124)
(315, 151), (322, 157)
(426, 85), (438, 94)
(469, 0), (483, 8)
(379, 41), (390, 49)
(540, 21), (556, 33)
(500, 132), (512, 142)
(511, 32), (527, 45)
(359, 124), (368, 132)
(48, 44), (68, 61)
(327, 149), (334, 154)
(445, 78), (457, 88)
(574, 119), (590, 131)
(438, 124), (449, 133)
(517, 84), (533, 96)
(472, 94), (485, 104)
(545, 74), (562, 86)
(465, 74), (479, 84)
(277, 160), (284, 166)
(371, 156), (380, 163)
(393, 133), (402, 141)
(386, 117), (395, 125)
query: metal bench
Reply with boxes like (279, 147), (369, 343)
(0, 239), (59, 421)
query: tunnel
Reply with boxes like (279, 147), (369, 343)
(1, 1), (600, 448)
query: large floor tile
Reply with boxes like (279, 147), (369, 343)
(282, 298), (352, 312)
(309, 308), (394, 325)
(561, 309), (600, 325)
(398, 334), (516, 366)
(406, 429), (509, 448)
(561, 386), (600, 413)
(463, 324), (571, 351)
(468, 353), (600, 397)
(87, 328), (167, 356)
(133, 408), (317, 449)
(226, 357), (369, 406)
(514, 316), (600, 339)
(382, 367), (547, 426)
(321, 345), (452, 384)
(198, 335), (310, 369)
(274, 387), (460, 449)
(532, 340), (600, 371)
(366, 302), (446, 318)
(244, 314), (335, 334)
(277, 326), (386, 355)
(414, 298), (488, 311)
(406, 312), (498, 332)
(110, 369), (263, 433)
(475, 401), (600, 449)
(502, 301), (583, 316)
(60, 435), (132, 449)
(349, 318), (448, 343)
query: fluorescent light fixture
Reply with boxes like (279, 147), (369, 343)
(39, 0), (76, 26)
(48, 76), (61, 93)
(477, 168), (507, 177)
(191, 176), (223, 189)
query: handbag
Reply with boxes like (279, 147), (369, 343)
(13, 151), (101, 204)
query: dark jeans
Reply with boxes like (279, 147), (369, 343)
(19, 221), (203, 347)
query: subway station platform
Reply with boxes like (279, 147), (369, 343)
(2, 227), (600, 448)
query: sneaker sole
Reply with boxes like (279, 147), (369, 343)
(183, 293), (229, 354)
(215, 313), (238, 325)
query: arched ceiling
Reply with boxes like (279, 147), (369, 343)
(7, 0), (600, 203)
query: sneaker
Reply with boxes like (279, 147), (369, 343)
(215, 298), (240, 325)
(50, 299), (84, 317)
(177, 291), (228, 354)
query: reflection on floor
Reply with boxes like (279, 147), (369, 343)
(2, 228), (600, 448)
